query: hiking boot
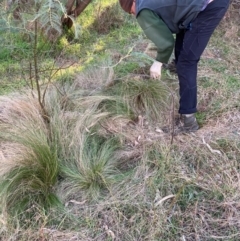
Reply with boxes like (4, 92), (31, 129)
(179, 114), (199, 133)
(161, 113), (199, 134)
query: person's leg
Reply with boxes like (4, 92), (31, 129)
(176, 0), (230, 115)
(175, 30), (185, 65)
(163, 30), (184, 73)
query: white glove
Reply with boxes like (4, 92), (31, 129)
(150, 61), (162, 79)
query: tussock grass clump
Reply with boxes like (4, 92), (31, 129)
(0, 138), (60, 213)
(104, 78), (169, 122)
(59, 134), (123, 201)
(0, 94), (60, 215)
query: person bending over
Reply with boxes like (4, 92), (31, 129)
(119, 0), (229, 133)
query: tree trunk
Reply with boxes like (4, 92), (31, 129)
(62, 0), (92, 28)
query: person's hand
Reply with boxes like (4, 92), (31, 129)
(150, 61), (162, 79)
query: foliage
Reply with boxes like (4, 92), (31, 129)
(33, 0), (67, 37)
(3, 0), (70, 38)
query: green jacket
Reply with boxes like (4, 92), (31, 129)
(137, 10), (174, 64)
(136, 0), (207, 63)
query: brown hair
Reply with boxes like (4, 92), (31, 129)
(119, 0), (134, 14)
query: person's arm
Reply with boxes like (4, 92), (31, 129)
(137, 9), (174, 64)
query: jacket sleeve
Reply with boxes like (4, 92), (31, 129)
(137, 9), (174, 64)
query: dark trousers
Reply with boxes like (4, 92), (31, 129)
(175, 0), (230, 114)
